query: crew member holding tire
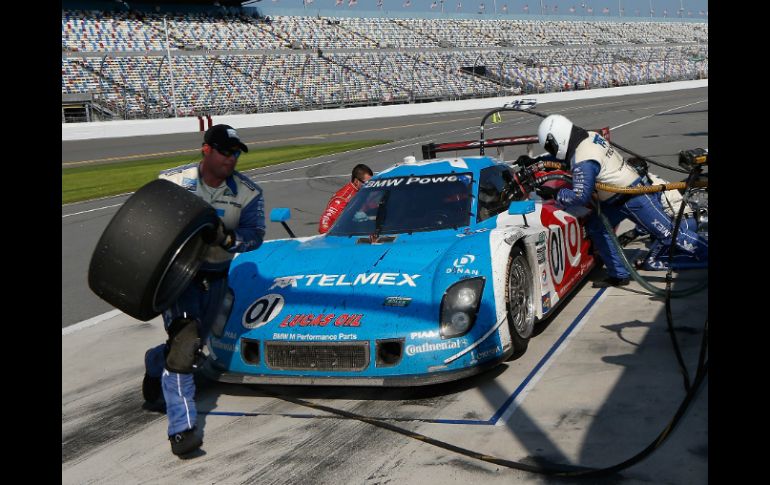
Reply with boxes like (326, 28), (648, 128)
(534, 114), (708, 287)
(143, 124), (265, 456)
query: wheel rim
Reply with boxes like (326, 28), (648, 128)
(508, 254), (534, 338)
(153, 227), (209, 312)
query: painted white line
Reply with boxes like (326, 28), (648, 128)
(62, 309), (123, 336)
(62, 203), (124, 218)
(611, 99), (706, 131)
(377, 143), (423, 152)
(244, 158), (336, 177)
(254, 174), (348, 184)
(495, 290), (610, 426)
(377, 124), (482, 153)
(62, 191), (134, 207)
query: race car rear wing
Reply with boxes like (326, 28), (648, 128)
(421, 127), (611, 160)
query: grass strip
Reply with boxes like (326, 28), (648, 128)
(63, 139), (390, 204)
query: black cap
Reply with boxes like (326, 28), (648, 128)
(203, 124), (249, 153)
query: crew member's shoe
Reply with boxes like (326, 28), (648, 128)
(617, 228), (639, 246)
(593, 276), (631, 288)
(641, 258), (669, 271)
(170, 427), (203, 456)
(642, 258), (708, 271)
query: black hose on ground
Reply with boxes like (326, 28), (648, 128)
(267, 357), (708, 478)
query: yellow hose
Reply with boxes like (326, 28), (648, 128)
(596, 180), (708, 194)
(539, 161), (708, 194)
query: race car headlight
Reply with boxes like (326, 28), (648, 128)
(440, 277), (485, 339)
(210, 287), (235, 338)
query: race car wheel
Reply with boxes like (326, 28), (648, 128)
(505, 246), (535, 359)
(88, 179), (219, 321)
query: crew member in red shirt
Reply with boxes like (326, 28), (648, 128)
(318, 164), (373, 233)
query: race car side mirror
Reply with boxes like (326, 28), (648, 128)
(508, 200), (535, 215)
(270, 208), (295, 238)
(270, 207), (291, 222)
(508, 200), (535, 228)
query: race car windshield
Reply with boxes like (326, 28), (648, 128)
(328, 173), (474, 236)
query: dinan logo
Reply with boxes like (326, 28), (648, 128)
(446, 254), (479, 275)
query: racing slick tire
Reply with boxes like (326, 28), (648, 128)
(505, 246), (535, 359)
(88, 179), (219, 321)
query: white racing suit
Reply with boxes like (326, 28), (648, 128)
(145, 163), (265, 436)
(553, 132), (708, 279)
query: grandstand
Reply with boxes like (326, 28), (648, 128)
(61, 1), (707, 122)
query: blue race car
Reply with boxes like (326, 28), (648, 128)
(88, 108), (600, 387)
(202, 140), (597, 386)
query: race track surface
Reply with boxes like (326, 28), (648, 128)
(62, 88), (708, 484)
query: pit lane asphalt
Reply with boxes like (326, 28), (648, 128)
(62, 88), (707, 484)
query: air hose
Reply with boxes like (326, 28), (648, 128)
(661, 166), (707, 392)
(596, 180), (708, 194)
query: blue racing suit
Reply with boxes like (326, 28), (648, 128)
(144, 163), (265, 436)
(552, 132), (708, 279)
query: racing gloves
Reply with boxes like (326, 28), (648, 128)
(202, 221), (236, 250)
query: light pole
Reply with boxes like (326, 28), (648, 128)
(649, 0), (653, 17)
(472, 53), (483, 98)
(163, 16), (178, 117)
(377, 54), (386, 104)
(99, 54), (109, 106)
(411, 55), (422, 103)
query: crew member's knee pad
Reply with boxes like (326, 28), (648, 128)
(165, 317), (201, 374)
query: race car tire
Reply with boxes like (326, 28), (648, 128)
(505, 246), (535, 359)
(88, 179), (219, 321)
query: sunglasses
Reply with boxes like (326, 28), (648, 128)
(213, 145), (242, 158)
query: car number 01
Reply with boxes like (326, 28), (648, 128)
(549, 226), (566, 284)
(548, 212), (581, 285)
(242, 294), (285, 329)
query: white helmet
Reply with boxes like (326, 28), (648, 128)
(538, 114), (573, 160)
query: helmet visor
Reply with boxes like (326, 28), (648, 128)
(544, 133), (559, 157)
